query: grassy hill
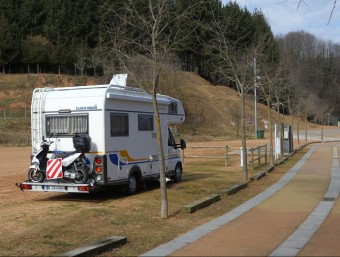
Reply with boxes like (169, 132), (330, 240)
(0, 72), (301, 145)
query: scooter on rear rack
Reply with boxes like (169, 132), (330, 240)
(27, 137), (53, 183)
(28, 134), (92, 184)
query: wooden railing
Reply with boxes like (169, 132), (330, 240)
(182, 145), (230, 166)
(249, 144), (267, 170)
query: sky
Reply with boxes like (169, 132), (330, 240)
(222, 0), (340, 44)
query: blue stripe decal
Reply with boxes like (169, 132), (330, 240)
(109, 154), (127, 166)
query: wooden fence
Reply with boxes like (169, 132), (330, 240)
(249, 144), (268, 170)
(182, 145), (230, 166)
(182, 144), (268, 169)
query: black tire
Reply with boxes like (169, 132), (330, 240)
(172, 165), (182, 182)
(74, 165), (88, 184)
(126, 174), (138, 195)
(28, 168), (45, 183)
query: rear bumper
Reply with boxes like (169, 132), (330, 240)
(16, 181), (95, 193)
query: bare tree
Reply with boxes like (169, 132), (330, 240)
(314, 99), (333, 142)
(300, 93), (318, 143)
(285, 84), (301, 147)
(208, 39), (257, 182)
(257, 60), (286, 166)
(100, 0), (196, 219)
(230, 105), (241, 138)
(203, 4), (269, 182)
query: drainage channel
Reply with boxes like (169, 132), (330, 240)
(269, 145), (340, 257)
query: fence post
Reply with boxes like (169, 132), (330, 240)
(258, 145), (261, 166)
(265, 144), (268, 164)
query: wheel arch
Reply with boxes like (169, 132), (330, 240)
(176, 161), (183, 171)
(129, 165), (142, 181)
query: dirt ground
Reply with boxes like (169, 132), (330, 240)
(0, 138), (309, 256)
(1, 139), (272, 207)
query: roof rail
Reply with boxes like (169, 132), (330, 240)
(107, 84), (147, 93)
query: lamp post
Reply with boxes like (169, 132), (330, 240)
(254, 58), (257, 139)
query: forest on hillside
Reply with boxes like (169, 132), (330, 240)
(1, 0), (340, 116)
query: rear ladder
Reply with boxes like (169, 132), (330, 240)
(31, 88), (52, 151)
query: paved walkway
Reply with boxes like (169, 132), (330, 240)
(141, 141), (340, 256)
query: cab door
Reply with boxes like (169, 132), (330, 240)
(166, 128), (179, 172)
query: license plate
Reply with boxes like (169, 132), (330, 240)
(44, 185), (65, 191)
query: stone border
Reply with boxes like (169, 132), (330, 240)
(59, 236), (127, 257)
(182, 194), (221, 213)
(220, 183), (248, 195)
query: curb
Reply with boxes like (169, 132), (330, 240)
(220, 183), (248, 195)
(59, 236), (127, 257)
(182, 194), (221, 213)
(250, 171), (266, 181)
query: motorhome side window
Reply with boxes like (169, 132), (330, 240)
(168, 128), (176, 147)
(110, 113), (129, 136)
(168, 102), (178, 114)
(138, 114), (154, 131)
(46, 114), (88, 137)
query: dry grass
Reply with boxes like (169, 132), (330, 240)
(0, 143), (310, 256)
(0, 73), (319, 256)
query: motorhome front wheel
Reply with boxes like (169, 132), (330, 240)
(172, 165), (182, 182)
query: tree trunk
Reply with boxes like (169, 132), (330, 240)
(297, 116), (300, 147)
(152, 69), (168, 219)
(304, 115), (308, 143)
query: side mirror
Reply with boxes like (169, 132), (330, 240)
(180, 139), (186, 150)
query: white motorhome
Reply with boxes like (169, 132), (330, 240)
(18, 75), (186, 194)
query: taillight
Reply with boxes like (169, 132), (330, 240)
(95, 157), (103, 165)
(21, 184), (32, 190)
(93, 156), (105, 180)
(78, 186), (89, 192)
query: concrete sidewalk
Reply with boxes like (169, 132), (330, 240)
(141, 142), (340, 256)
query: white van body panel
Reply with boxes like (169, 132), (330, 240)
(30, 81), (185, 189)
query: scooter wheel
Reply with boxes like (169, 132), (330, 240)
(74, 166), (88, 184)
(28, 168), (45, 183)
